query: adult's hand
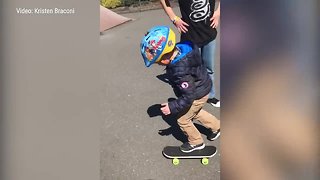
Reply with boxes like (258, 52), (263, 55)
(174, 18), (189, 33)
(210, 9), (220, 28)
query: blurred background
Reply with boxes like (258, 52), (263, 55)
(221, 0), (319, 180)
(1, 0), (319, 179)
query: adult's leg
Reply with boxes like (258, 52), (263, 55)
(201, 40), (216, 99)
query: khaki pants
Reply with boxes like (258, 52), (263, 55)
(177, 94), (220, 145)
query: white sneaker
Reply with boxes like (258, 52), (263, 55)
(207, 98), (220, 108)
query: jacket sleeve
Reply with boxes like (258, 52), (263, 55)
(168, 74), (196, 114)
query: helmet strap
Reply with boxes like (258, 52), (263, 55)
(159, 47), (180, 65)
(169, 47), (180, 61)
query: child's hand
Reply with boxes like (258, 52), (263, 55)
(161, 103), (171, 115)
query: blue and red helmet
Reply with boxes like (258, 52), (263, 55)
(140, 26), (176, 67)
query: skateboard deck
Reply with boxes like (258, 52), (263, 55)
(162, 146), (217, 165)
(163, 146), (217, 158)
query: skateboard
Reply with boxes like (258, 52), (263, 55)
(162, 146), (217, 165)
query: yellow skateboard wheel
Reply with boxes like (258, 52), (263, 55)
(201, 158), (209, 165)
(172, 158), (180, 165)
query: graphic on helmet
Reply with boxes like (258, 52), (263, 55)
(140, 26), (176, 67)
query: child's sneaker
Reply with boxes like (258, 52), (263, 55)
(207, 98), (220, 107)
(208, 129), (220, 141)
(180, 142), (205, 153)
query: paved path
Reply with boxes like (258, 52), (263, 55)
(100, 8), (220, 180)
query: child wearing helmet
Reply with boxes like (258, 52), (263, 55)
(140, 26), (220, 153)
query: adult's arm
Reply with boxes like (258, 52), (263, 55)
(159, 0), (189, 33)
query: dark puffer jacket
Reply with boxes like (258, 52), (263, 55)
(167, 42), (212, 114)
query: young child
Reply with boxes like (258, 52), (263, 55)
(140, 26), (220, 153)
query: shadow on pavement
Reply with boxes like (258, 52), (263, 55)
(147, 102), (187, 143)
(147, 98), (212, 143)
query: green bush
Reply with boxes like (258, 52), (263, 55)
(124, 0), (150, 6)
(101, 0), (153, 8)
(122, 0), (138, 6)
(101, 0), (122, 9)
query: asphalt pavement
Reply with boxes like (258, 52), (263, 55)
(100, 8), (220, 180)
